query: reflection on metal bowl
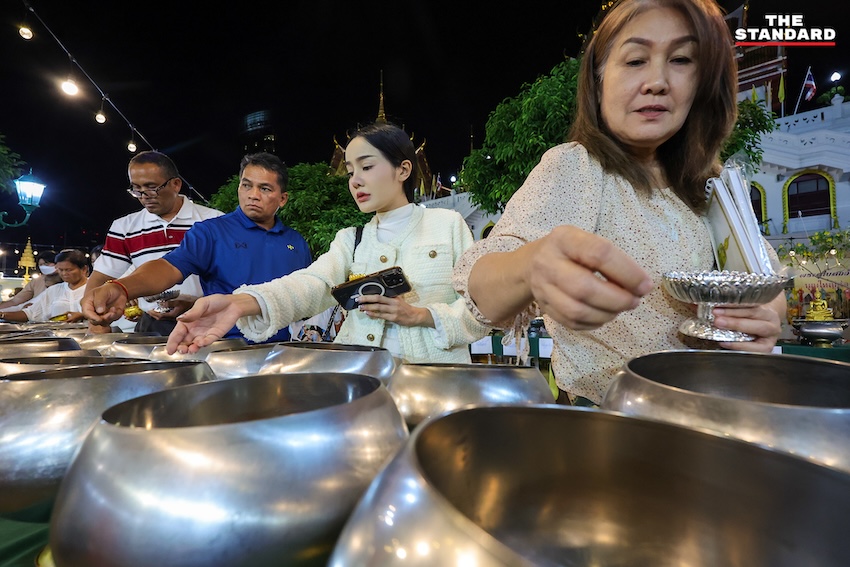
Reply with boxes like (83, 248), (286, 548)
(259, 342), (397, 383)
(49, 372), (408, 567)
(330, 405), (850, 566)
(0, 355), (145, 375)
(99, 335), (170, 358)
(147, 337), (247, 361)
(602, 350), (850, 473)
(0, 361), (216, 520)
(75, 332), (160, 354)
(0, 336), (81, 358)
(203, 342), (283, 379)
(388, 362), (554, 427)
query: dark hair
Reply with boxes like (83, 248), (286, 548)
(348, 122), (417, 203)
(239, 153), (288, 192)
(37, 249), (57, 264)
(55, 248), (89, 269)
(568, 0), (737, 211)
(129, 151), (180, 180)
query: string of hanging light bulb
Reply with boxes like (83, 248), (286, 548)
(16, 0), (208, 202)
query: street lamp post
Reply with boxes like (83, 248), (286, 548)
(1, 170), (46, 230)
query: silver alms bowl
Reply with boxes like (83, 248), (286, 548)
(259, 342), (397, 383)
(49, 372), (409, 567)
(330, 405), (850, 566)
(388, 362), (554, 427)
(602, 350), (850, 473)
(663, 270), (790, 341)
(0, 360), (216, 520)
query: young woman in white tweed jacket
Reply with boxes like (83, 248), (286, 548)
(166, 122), (490, 363)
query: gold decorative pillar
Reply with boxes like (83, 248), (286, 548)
(18, 237), (36, 284)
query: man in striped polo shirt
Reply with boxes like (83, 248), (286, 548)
(86, 151), (223, 335)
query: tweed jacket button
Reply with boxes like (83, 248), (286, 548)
(428, 250), (437, 258)
(367, 334), (375, 341)
(379, 255), (388, 263)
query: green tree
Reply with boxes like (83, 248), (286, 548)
(720, 98), (777, 166)
(462, 58), (580, 215)
(463, 58), (778, 214)
(0, 133), (25, 193)
(208, 162), (370, 259)
(816, 85), (847, 105)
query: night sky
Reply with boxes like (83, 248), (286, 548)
(1, 0), (845, 253)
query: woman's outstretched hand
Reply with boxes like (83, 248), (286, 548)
(166, 294), (259, 354)
(469, 225), (655, 330)
(528, 227), (656, 329)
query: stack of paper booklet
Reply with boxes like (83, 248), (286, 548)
(704, 164), (775, 275)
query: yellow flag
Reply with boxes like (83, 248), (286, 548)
(751, 85), (758, 102)
(778, 74), (786, 103)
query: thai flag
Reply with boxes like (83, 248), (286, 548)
(804, 70), (817, 101)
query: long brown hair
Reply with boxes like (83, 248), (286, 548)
(569, 0), (737, 211)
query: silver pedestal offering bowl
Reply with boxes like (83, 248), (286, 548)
(0, 360), (216, 520)
(143, 288), (180, 313)
(602, 349), (850, 474)
(259, 341), (398, 383)
(663, 270), (789, 341)
(388, 362), (554, 427)
(330, 405), (850, 566)
(49, 372), (409, 567)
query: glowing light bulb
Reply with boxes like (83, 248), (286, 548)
(127, 140), (137, 153)
(61, 78), (79, 96)
(19, 25), (33, 40)
(95, 111), (107, 124)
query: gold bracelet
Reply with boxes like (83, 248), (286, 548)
(105, 279), (131, 300)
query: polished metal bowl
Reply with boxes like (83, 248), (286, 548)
(259, 342), (397, 383)
(99, 335), (170, 358)
(147, 337), (247, 361)
(602, 350), (850, 473)
(0, 354), (144, 375)
(388, 362), (554, 427)
(0, 336), (81, 358)
(330, 405), (850, 566)
(49, 372), (409, 567)
(0, 361), (216, 520)
(75, 332), (160, 353)
(203, 342), (282, 379)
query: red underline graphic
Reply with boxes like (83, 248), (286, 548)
(735, 42), (836, 47)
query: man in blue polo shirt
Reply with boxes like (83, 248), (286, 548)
(81, 152), (312, 342)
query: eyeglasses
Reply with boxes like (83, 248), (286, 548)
(126, 177), (177, 199)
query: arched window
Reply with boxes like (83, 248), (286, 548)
(788, 173), (830, 218)
(750, 182), (768, 235)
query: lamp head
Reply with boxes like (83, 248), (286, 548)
(13, 170), (46, 210)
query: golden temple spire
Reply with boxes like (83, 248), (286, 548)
(377, 70), (387, 123)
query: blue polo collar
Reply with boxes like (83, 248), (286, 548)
(233, 205), (286, 234)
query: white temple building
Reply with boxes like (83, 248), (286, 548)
(751, 94), (850, 249)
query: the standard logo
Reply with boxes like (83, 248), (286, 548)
(735, 14), (836, 47)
